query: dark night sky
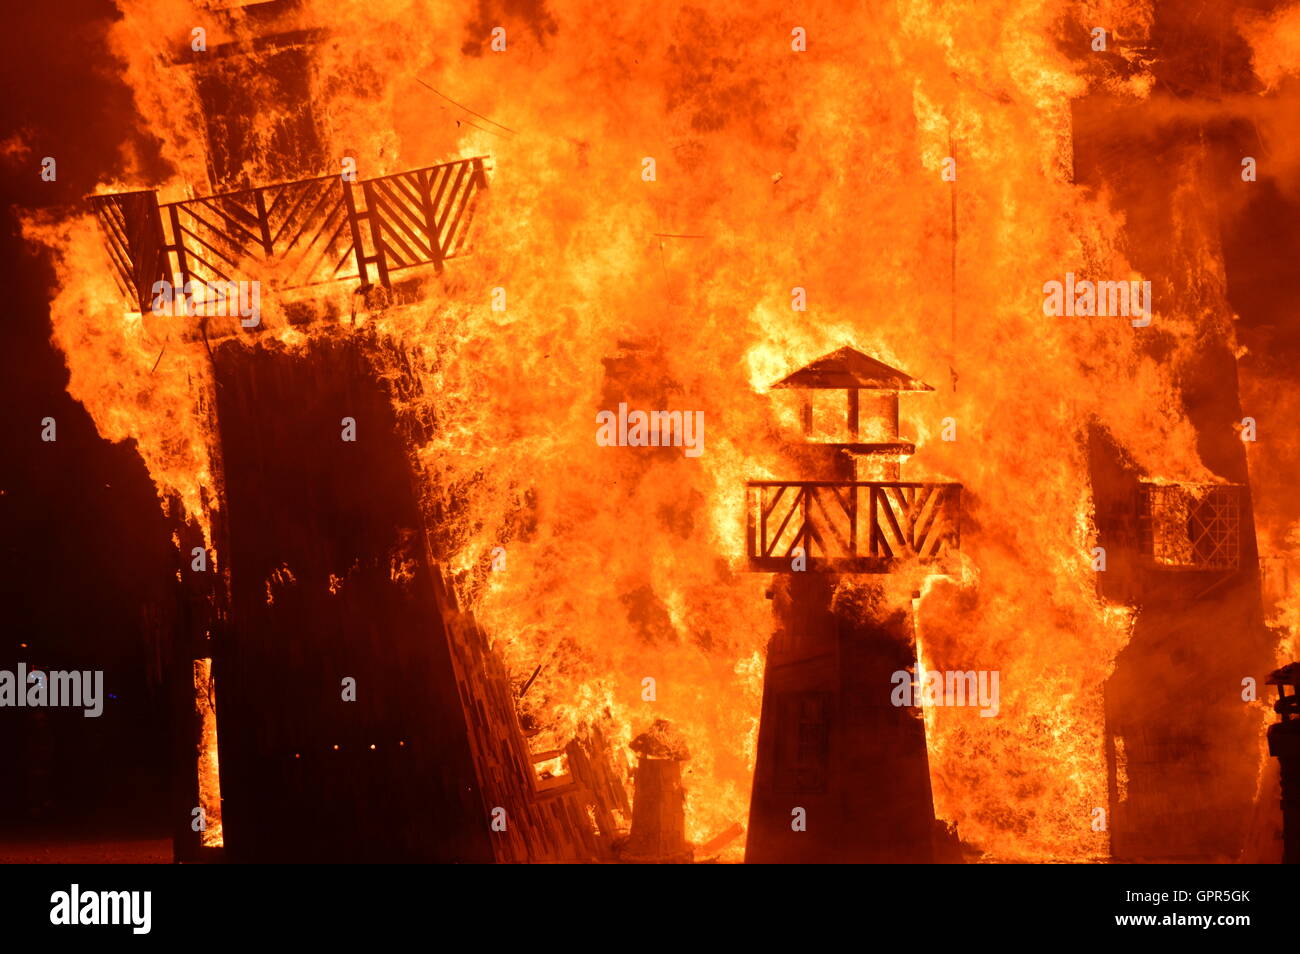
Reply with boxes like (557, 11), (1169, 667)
(0, 1), (176, 836)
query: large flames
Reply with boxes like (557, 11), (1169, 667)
(26, 0), (1298, 861)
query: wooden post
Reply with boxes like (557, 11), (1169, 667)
(362, 180), (390, 289)
(253, 188), (274, 258)
(167, 204), (190, 288)
(341, 178), (370, 288)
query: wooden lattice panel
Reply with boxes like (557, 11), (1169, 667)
(1138, 482), (1241, 571)
(746, 480), (961, 572)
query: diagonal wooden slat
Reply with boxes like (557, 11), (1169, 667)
(880, 489), (909, 554)
(370, 182), (433, 260)
(761, 484), (788, 524)
(176, 206), (260, 265)
(89, 192), (168, 312)
(95, 203), (129, 251)
(200, 191), (261, 228)
(434, 162), (470, 243)
(191, 196), (265, 248)
(766, 488), (804, 560)
(294, 206), (352, 285)
(277, 193), (341, 274)
(286, 193), (345, 262)
(446, 189), (481, 256)
(372, 176), (429, 238)
(330, 244), (355, 277)
(809, 487), (850, 556)
(429, 163), (455, 224)
(370, 203), (417, 268)
(796, 513), (826, 559)
(387, 171), (427, 212)
(912, 486), (944, 555)
(93, 207), (134, 286)
(91, 158), (488, 309)
(440, 167), (479, 257)
(268, 180), (325, 246)
(177, 224), (242, 269)
(171, 245), (235, 285)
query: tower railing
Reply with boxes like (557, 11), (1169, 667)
(90, 156), (490, 313)
(746, 480), (961, 572)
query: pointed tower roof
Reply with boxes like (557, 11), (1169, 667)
(771, 346), (934, 391)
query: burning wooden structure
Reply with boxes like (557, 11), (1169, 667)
(744, 347), (961, 863)
(88, 0), (628, 863)
(623, 719), (692, 863)
(33, 0), (1296, 868)
(1092, 458), (1266, 859)
(1073, 6), (1278, 856)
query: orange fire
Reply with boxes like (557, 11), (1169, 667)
(193, 657), (223, 847)
(25, 0), (1299, 862)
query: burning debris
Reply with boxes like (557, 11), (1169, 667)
(622, 719), (692, 863)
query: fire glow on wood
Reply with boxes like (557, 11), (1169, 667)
(15, 0), (1300, 865)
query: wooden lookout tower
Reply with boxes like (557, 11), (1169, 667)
(744, 346), (961, 863)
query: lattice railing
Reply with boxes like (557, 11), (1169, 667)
(1138, 482), (1241, 571)
(746, 480), (961, 572)
(90, 190), (168, 312)
(89, 156), (489, 313)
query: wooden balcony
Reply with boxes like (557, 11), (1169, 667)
(746, 480), (961, 573)
(89, 156), (490, 313)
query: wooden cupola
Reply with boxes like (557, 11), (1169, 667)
(771, 346), (933, 480)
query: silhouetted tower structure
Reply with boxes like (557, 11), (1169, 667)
(743, 347), (961, 863)
(1071, 0), (1276, 862)
(87, 2), (624, 862)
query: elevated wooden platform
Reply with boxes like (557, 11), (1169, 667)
(89, 156), (490, 313)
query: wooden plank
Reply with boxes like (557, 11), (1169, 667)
(765, 486), (802, 559)
(747, 487), (757, 559)
(289, 198), (349, 285)
(870, 486), (891, 558)
(367, 193), (418, 267)
(372, 177), (433, 259)
(809, 486), (850, 556)
(418, 168), (444, 267)
(913, 485), (946, 556)
(340, 179), (372, 287)
(167, 204), (192, 287)
(270, 178), (330, 248)
(362, 182), (393, 285)
(434, 162), (470, 248)
(252, 189), (274, 256)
